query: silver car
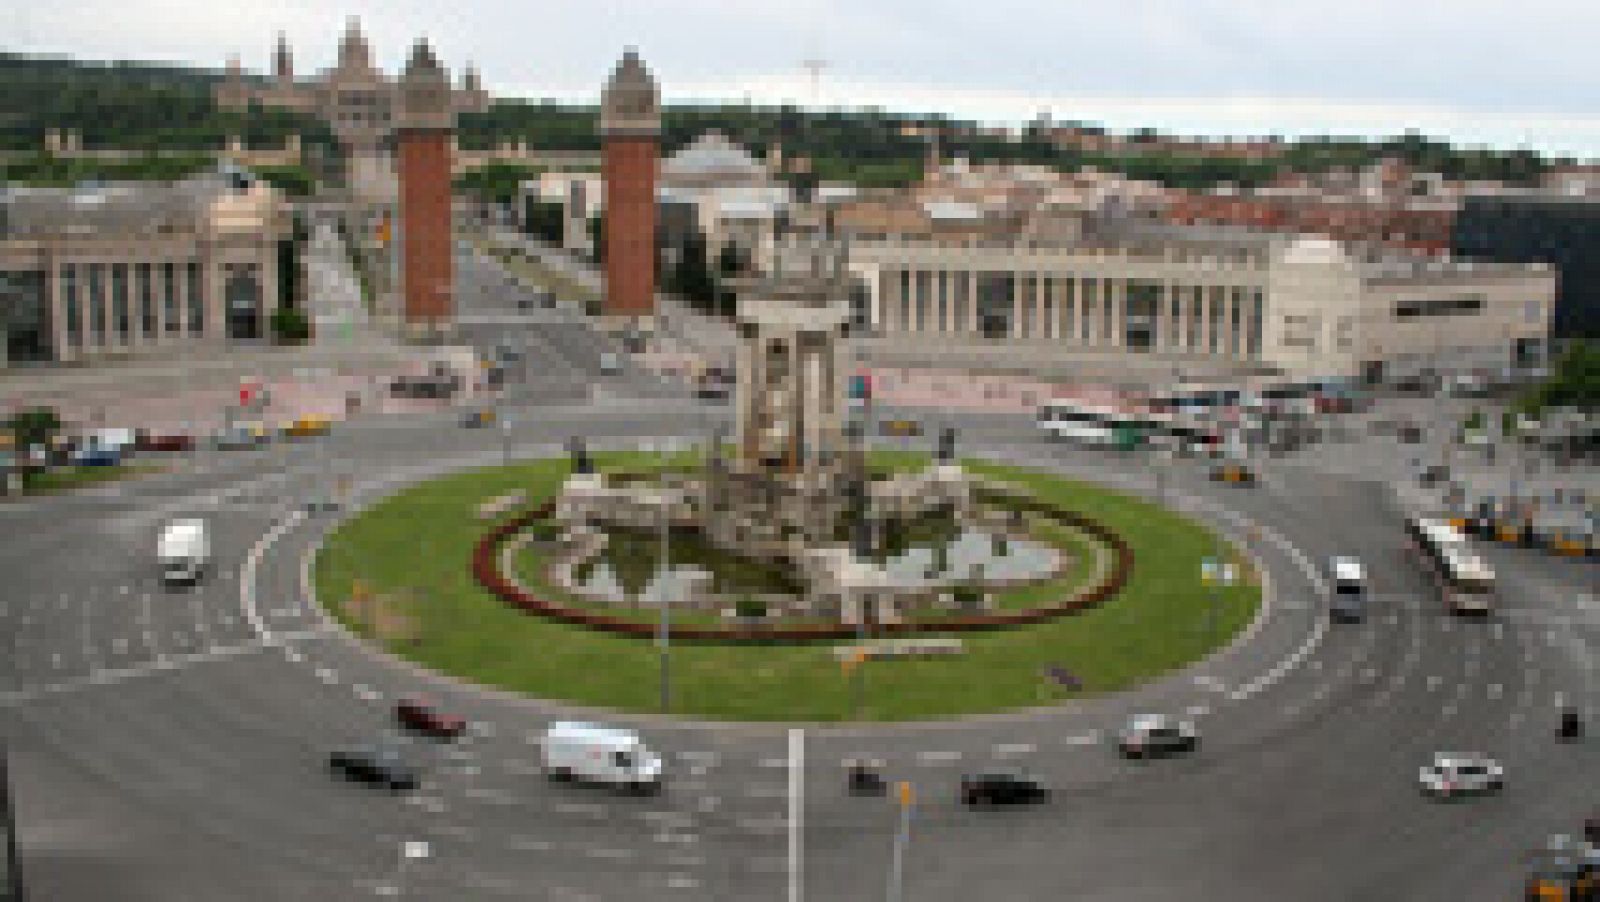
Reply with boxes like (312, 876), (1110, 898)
(1116, 714), (1199, 759)
(1418, 752), (1502, 799)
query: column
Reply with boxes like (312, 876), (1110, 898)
(1033, 273), (1046, 340)
(1111, 279), (1126, 348)
(939, 271), (951, 333)
(967, 271), (978, 334)
(1226, 287), (1241, 358)
(259, 250), (279, 340)
(205, 260), (225, 343)
(176, 259), (192, 337)
(47, 261), (67, 362)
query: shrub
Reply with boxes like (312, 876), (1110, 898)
(270, 306), (311, 344)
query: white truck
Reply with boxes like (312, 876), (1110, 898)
(158, 518), (210, 584)
(540, 722), (663, 793)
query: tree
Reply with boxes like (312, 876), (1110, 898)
(269, 306), (311, 344)
(9, 407), (61, 458)
(522, 197), (564, 243)
(453, 162), (541, 206)
(1524, 342), (1599, 413)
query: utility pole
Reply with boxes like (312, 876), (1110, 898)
(658, 498), (673, 713)
(886, 780), (914, 902)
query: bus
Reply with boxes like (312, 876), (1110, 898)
(1405, 516), (1495, 615)
(1148, 377), (1364, 418)
(1037, 400), (1222, 455)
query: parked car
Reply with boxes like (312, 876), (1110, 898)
(1116, 714), (1199, 759)
(959, 769), (1049, 806)
(460, 408), (496, 428)
(212, 424), (269, 450)
(282, 414), (333, 438)
(72, 446), (122, 467)
(1417, 752), (1503, 799)
(137, 431), (194, 453)
(598, 353), (622, 376)
(328, 743), (420, 792)
(1209, 463), (1256, 485)
(394, 696), (468, 739)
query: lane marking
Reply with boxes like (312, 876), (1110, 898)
(241, 510), (306, 646)
(1065, 730), (1102, 746)
(994, 742), (1035, 757)
(1, 639), (269, 705)
(916, 750), (962, 764)
(789, 727), (804, 902)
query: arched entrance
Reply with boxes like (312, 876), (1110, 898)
(225, 271), (262, 341)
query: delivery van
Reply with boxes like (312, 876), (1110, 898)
(159, 518), (210, 584)
(540, 722), (663, 794)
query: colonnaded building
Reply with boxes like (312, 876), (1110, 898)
(833, 208), (1555, 382)
(0, 169), (288, 364)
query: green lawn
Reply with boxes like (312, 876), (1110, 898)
(3, 463), (155, 499)
(314, 451), (1259, 721)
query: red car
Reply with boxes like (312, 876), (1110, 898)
(395, 696), (467, 738)
(136, 432), (194, 453)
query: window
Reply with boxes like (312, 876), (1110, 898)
(1063, 278), (1076, 342)
(62, 265), (81, 346)
(87, 263), (105, 343)
(953, 270), (970, 332)
(1019, 275), (1035, 338)
(1247, 290), (1264, 357)
(187, 262), (204, 335)
(1043, 278), (1056, 340)
(915, 270), (933, 331)
(1207, 286), (1225, 352)
(1080, 279), (1097, 343)
(111, 263), (130, 343)
(137, 263), (155, 337)
(1229, 288), (1243, 355)
(1394, 296), (1484, 319)
(1102, 281), (1116, 343)
(163, 262), (180, 332)
(1188, 287), (1202, 349)
(936, 271), (949, 333)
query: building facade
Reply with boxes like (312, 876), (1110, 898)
(845, 223), (1553, 380)
(216, 19), (487, 155)
(0, 171), (288, 365)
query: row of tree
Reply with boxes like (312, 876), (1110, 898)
(2, 51), (1570, 192)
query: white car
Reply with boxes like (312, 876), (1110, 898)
(1116, 714), (1199, 759)
(1418, 752), (1502, 799)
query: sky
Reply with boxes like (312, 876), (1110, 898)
(10, 0), (1600, 159)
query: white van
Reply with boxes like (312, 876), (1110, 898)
(159, 518), (210, 584)
(540, 722), (663, 794)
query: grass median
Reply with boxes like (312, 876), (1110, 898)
(313, 450), (1259, 721)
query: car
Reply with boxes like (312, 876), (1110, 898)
(136, 431), (194, 453)
(394, 696), (468, 739)
(72, 446), (122, 467)
(212, 424), (268, 450)
(1327, 556), (1368, 623)
(1209, 463), (1256, 485)
(960, 769), (1049, 806)
(1525, 836), (1600, 900)
(282, 415), (333, 438)
(598, 352), (622, 375)
(1116, 714), (1199, 759)
(1417, 752), (1503, 799)
(460, 408), (496, 428)
(879, 418), (923, 437)
(328, 743), (420, 791)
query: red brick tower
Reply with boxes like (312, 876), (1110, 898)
(397, 39), (455, 335)
(599, 49), (661, 324)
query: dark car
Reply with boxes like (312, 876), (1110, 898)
(136, 432), (194, 453)
(959, 769), (1048, 806)
(328, 743), (420, 791)
(395, 696), (467, 739)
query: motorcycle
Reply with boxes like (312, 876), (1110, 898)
(846, 759), (886, 797)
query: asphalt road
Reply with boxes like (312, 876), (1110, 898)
(6, 268), (1597, 898)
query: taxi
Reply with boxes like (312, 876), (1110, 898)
(879, 418), (923, 438)
(1209, 462), (1256, 485)
(282, 414), (333, 438)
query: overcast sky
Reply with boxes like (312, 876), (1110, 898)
(11, 0), (1599, 158)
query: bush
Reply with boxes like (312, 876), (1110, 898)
(735, 598), (767, 619)
(270, 306), (311, 344)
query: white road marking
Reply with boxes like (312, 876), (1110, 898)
(314, 666), (339, 684)
(1065, 730), (1102, 746)
(240, 511), (306, 645)
(507, 836), (553, 852)
(1185, 704), (1211, 719)
(1488, 683), (1504, 700)
(583, 847), (633, 861)
(916, 749), (962, 764)
(759, 756), (787, 769)
(553, 802), (607, 818)
(663, 875), (700, 890)
(1427, 675), (1442, 691)
(994, 743), (1035, 757)
(1, 640), (269, 705)
(1192, 675), (1228, 693)
(353, 684), (381, 702)
(788, 727), (804, 902)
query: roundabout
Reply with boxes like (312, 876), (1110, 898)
(311, 449), (1257, 721)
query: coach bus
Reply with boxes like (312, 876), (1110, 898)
(1405, 516), (1496, 616)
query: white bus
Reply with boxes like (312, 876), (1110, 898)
(1037, 400), (1221, 455)
(1405, 516), (1495, 615)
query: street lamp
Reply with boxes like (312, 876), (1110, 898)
(657, 495), (673, 713)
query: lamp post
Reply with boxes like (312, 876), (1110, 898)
(657, 496), (673, 713)
(886, 780), (914, 902)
